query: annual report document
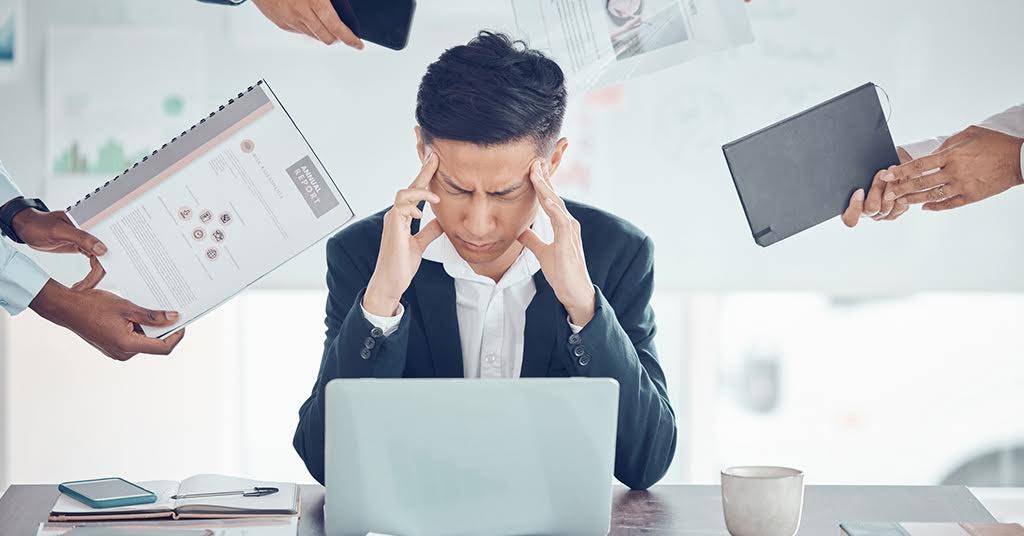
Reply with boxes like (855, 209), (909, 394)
(67, 81), (354, 338)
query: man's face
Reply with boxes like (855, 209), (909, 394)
(418, 133), (566, 266)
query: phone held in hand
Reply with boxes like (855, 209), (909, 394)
(330, 0), (416, 50)
(57, 477), (157, 509)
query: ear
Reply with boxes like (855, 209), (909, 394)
(415, 125), (428, 162)
(546, 137), (569, 176)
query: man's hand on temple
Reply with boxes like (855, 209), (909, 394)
(362, 150), (445, 317)
(250, 0), (364, 48)
(518, 160), (596, 327)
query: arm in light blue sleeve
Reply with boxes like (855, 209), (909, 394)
(0, 160), (50, 315)
(0, 159), (23, 206)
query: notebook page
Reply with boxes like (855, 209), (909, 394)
(175, 474), (298, 514)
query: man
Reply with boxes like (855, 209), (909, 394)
(294, 31), (677, 490)
(842, 104), (1024, 226)
(0, 161), (184, 360)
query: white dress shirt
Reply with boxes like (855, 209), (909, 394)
(0, 160), (49, 316)
(361, 202), (583, 378)
(902, 104), (1024, 175)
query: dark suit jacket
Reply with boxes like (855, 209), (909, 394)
(293, 200), (677, 490)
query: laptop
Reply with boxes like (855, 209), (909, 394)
(722, 82), (901, 246)
(324, 378), (620, 536)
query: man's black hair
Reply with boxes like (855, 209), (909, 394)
(416, 31), (568, 152)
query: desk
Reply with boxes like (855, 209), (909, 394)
(0, 484), (1008, 535)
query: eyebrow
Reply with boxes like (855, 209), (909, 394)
(438, 170), (526, 196)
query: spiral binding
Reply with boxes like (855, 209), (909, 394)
(67, 80), (266, 212)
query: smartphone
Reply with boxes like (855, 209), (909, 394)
(58, 477), (158, 509)
(330, 0), (416, 50)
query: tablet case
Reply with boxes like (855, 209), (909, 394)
(722, 82), (900, 246)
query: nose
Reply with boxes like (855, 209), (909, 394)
(462, 195), (495, 240)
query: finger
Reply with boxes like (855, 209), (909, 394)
(312, 0), (364, 49)
(923, 195), (969, 212)
(302, 8), (337, 44)
(414, 219), (444, 251)
(531, 161), (567, 209)
(888, 150), (952, 182)
(864, 169), (888, 216)
(409, 150), (439, 190)
(298, 16), (333, 44)
(885, 170), (951, 200)
(395, 205), (424, 220)
(395, 188), (440, 207)
(72, 256), (106, 291)
(123, 305), (180, 327)
(877, 182), (897, 219)
(898, 184), (960, 206)
(882, 198), (909, 221)
(122, 329), (185, 356)
(50, 219), (107, 256)
(841, 189), (865, 228)
(517, 227), (548, 254)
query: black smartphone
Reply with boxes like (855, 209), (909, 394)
(330, 0), (416, 51)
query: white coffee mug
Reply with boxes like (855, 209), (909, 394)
(721, 466), (804, 536)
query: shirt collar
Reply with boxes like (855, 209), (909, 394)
(419, 200), (554, 287)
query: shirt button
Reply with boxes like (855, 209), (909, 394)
(573, 345), (585, 357)
(370, 327), (384, 338)
(0, 299), (7, 306)
(360, 348), (371, 360)
(568, 333), (582, 345)
(485, 354), (496, 363)
(579, 354), (591, 366)
(363, 337), (375, 349)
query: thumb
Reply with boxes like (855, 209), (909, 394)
(517, 228), (547, 254)
(414, 219), (444, 251)
(72, 255), (106, 291)
(122, 304), (180, 327)
(841, 189), (865, 228)
(52, 217), (107, 256)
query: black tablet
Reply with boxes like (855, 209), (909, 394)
(722, 83), (900, 246)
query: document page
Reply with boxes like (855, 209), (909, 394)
(68, 82), (354, 337)
(511, 0), (754, 91)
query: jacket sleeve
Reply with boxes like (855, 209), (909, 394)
(293, 235), (413, 484)
(562, 236), (677, 490)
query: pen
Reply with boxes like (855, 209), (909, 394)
(170, 486), (279, 500)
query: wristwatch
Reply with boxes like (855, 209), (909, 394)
(0, 196), (49, 244)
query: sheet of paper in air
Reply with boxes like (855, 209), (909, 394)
(511, 0), (754, 93)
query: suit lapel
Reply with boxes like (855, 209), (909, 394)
(520, 271), (559, 377)
(413, 260), (465, 378)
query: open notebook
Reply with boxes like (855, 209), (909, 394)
(49, 475), (299, 522)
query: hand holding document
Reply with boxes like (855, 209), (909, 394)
(67, 81), (354, 338)
(510, 0), (753, 92)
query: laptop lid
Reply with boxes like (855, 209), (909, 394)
(324, 378), (619, 536)
(722, 82), (900, 246)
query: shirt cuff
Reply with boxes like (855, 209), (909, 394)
(567, 314), (584, 334)
(361, 302), (404, 337)
(0, 249), (49, 315)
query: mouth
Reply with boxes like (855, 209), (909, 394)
(457, 237), (497, 252)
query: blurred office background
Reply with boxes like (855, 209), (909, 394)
(0, 0), (1022, 493)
